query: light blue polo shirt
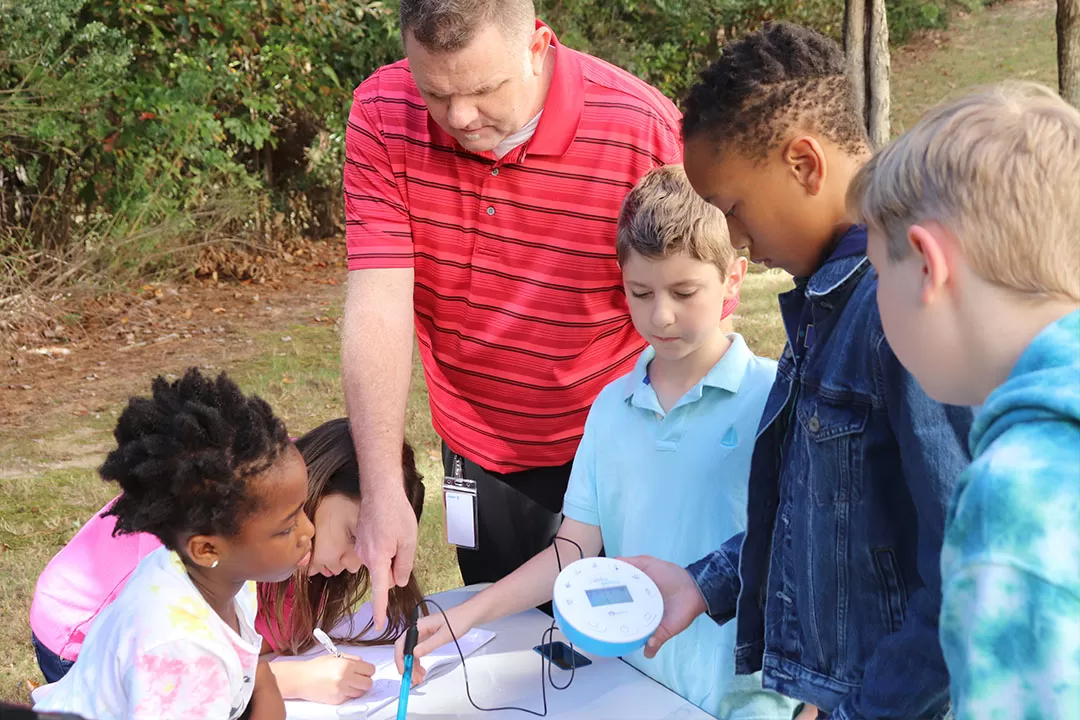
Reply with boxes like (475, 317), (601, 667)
(562, 334), (797, 719)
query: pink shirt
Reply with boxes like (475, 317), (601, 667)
(31, 498), (289, 660)
(30, 498), (163, 660)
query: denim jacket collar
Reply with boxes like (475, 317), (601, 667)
(805, 225), (870, 299)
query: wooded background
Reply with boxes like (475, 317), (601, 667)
(1, 0), (1076, 296)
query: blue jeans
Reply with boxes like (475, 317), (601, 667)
(31, 632), (74, 684)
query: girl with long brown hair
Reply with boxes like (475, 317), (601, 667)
(255, 418), (425, 702)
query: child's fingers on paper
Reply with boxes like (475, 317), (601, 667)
(346, 655), (376, 676)
(412, 628), (451, 660)
(410, 663), (427, 687)
(346, 672), (374, 695)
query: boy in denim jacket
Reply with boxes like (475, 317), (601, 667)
(625, 24), (974, 719)
(850, 82), (1080, 720)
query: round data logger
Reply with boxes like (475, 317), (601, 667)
(552, 557), (664, 657)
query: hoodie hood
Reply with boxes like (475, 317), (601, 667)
(971, 308), (1080, 456)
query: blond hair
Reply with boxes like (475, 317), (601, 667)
(616, 165), (735, 272)
(849, 81), (1080, 302)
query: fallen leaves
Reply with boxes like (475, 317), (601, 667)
(20, 346), (71, 358)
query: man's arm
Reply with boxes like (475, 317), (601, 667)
(342, 269), (417, 631)
(341, 85), (419, 631)
(828, 332), (974, 720)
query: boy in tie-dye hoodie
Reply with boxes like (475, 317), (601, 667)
(849, 81), (1080, 719)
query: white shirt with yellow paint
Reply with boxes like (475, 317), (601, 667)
(35, 546), (262, 720)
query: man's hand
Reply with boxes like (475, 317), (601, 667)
(620, 555), (707, 658)
(355, 483), (418, 630)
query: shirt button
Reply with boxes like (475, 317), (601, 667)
(486, 206), (495, 216)
(491, 167), (500, 177)
(808, 414), (821, 433)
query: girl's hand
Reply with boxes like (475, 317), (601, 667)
(294, 654), (376, 704)
(393, 604), (477, 684)
(795, 703), (821, 720)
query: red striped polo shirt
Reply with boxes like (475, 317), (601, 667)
(344, 27), (682, 473)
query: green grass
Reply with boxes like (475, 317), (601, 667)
(0, 314), (463, 702)
(0, 0), (1059, 702)
(890, 0), (1058, 134)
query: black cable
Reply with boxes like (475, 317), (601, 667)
(413, 535), (586, 716)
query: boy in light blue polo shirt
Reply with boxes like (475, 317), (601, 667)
(399, 165), (797, 719)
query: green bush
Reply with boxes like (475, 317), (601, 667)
(539, 0), (959, 101)
(1, 0), (399, 284)
(1, 0), (968, 290)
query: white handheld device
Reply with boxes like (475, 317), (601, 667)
(552, 557), (663, 657)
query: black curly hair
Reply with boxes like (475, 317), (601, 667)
(101, 368), (291, 550)
(682, 22), (869, 160)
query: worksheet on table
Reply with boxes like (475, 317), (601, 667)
(276, 609), (495, 719)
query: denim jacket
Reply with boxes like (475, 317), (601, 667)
(687, 226), (975, 719)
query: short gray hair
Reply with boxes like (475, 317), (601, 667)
(399, 0), (535, 53)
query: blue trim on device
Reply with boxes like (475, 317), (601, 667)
(554, 603), (649, 658)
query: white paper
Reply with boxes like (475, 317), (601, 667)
(281, 626), (495, 719)
(444, 490), (477, 548)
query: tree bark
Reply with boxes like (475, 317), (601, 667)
(844, 0), (868, 125)
(867, 0), (892, 147)
(1060, 0), (1080, 108)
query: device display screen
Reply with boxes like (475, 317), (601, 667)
(585, 585), (633, 607)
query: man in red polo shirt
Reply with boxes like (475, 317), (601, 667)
(343, 0), (682, 628)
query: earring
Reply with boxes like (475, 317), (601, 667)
(211, 560), (219, 569)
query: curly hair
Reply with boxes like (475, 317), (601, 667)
(258, 418), (427, 654)
(682, 22), (869, 160)
(101, 368), (290, 550)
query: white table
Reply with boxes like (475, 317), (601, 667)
(365, 585), (714, 719)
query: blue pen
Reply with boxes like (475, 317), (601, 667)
(397, 606), (421, 720)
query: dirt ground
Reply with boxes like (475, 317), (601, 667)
(1, 239), (348, 443)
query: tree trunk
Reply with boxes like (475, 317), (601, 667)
(867, 0), (892, 147)
(844, 0), (868, 125)
(1060, 0), (1080, 108)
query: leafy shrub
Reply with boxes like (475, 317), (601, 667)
(1, 0), (399, 287)
(1, 0), (969, 292)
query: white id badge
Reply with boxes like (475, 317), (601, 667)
(443, 455), (478, 550)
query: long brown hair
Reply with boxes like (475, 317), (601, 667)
(258, 418), (425, 653)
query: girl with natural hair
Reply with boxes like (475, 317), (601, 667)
(34, 368), (309, 719)
(31, 383), (426, 709)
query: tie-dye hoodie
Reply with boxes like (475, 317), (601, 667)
(940, 308), (1080, 719)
